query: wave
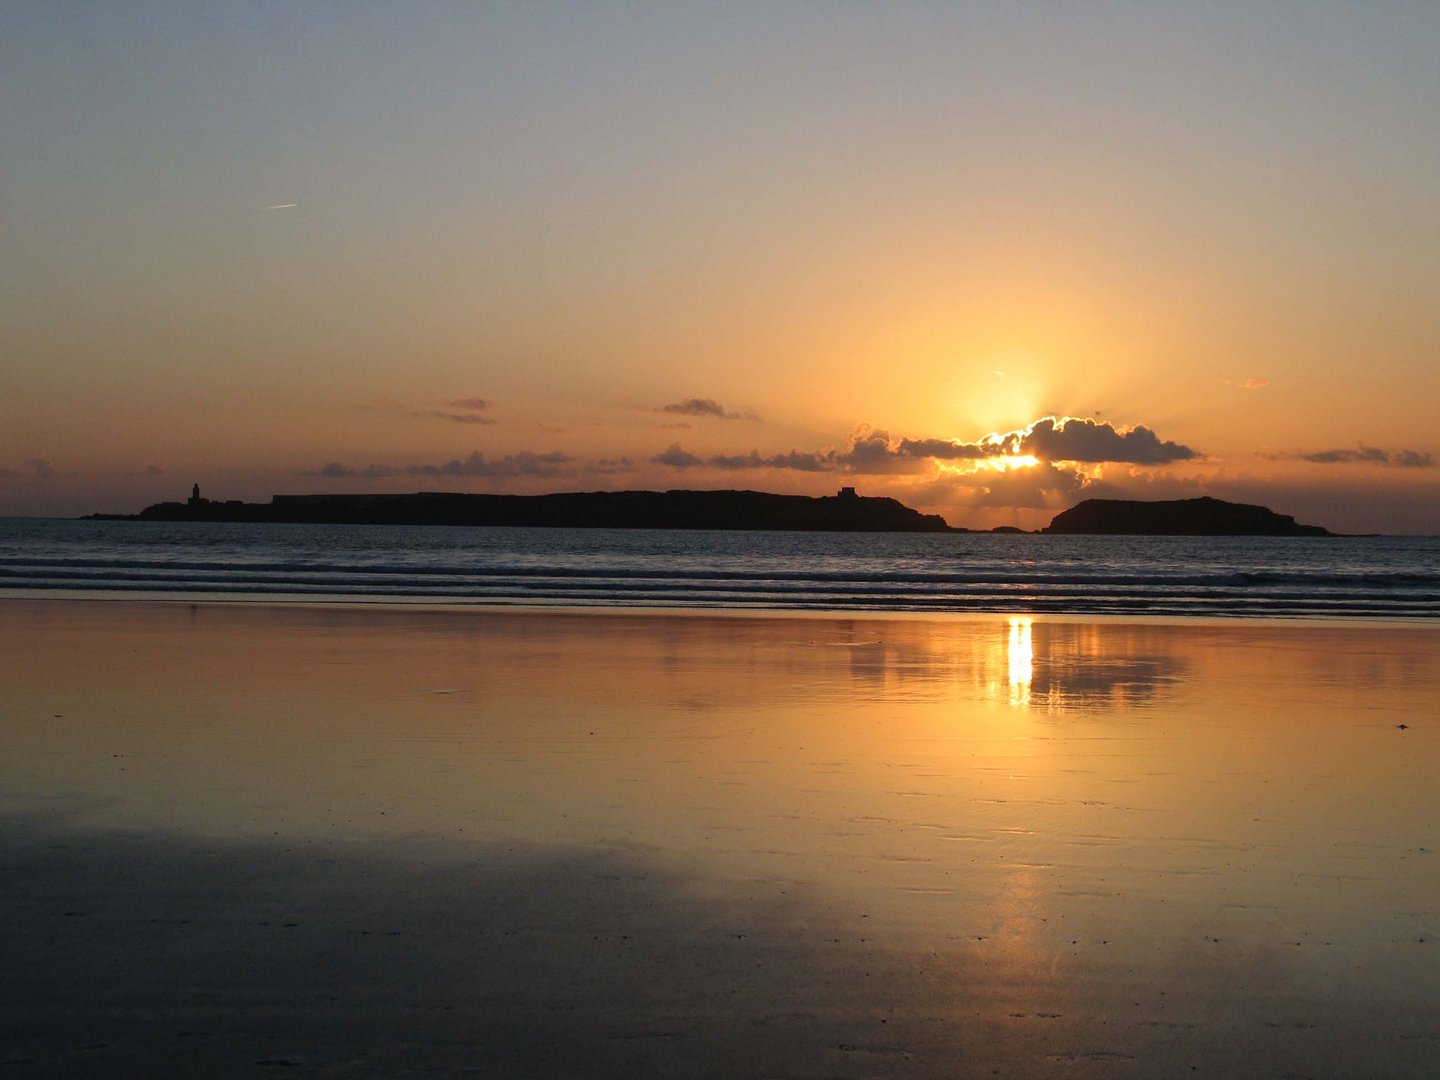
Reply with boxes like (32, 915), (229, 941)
(3, 522), (1435, 619)
(3, 557), (1435, 590)
(3, 567), (1436, 619)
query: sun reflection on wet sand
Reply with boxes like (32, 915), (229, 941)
(2, 600), (1438, 1077)
(1006, 616), (1033, 706)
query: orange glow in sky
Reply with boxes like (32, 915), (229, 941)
(1, 6), (1437, 533)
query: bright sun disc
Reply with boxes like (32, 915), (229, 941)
(984, 454), (1041, 472)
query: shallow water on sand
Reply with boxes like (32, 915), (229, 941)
(2, 601), (1437, 1078)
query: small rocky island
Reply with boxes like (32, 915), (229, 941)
(93, 486), (955, 533)
(1043, 496), (1332, 536)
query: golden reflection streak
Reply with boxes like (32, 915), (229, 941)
(1007, 617), (1033, 707)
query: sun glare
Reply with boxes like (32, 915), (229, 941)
(983, 454), (1041, 472)
(1007, 617), (1034, 706)
(935, 452), (1042, 478)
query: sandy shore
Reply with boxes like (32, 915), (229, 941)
(3, 599), (1437, 1078)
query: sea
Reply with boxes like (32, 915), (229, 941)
(1, 517), (1435, 619)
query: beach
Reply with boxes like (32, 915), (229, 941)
(3, 599), (1437, 1078)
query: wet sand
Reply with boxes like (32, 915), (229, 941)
(2, 600), (1437, 1078)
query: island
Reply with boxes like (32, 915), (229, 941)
(1043, 496), (1332, 536)
(90, 485), (956, 533)
(89, 488), (1337, 536)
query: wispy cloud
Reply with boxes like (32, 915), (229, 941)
(412, 398), (498, 424)
(1292, 445), (1434, 468)
(318, 450), (573, 481)
(656, 398), (759, 422)
(650, 443), (840, 473)
(582, 457), (636, 476)
(365, 395), (500, 426)
(319, 462), (398, 480)
(1223, 377), (1269, 390)
(412, 409), (497, 426)
(264, 203), (298, 210)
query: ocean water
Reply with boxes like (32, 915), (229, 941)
(1, 517), (1435, 619)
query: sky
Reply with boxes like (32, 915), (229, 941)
(3, 2), (1438, 533)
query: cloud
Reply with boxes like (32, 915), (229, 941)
(1297, 445), (1435, 468)
(365, 396), (499, 425)
(651, 417), (1198, 479)
(1017, 416), (1198, 464)
(582, 457), (636, 475)
(318, 462), (398, 480)
(404, 451), (572, 478)
(1302, 446), (1389, 465)
(415, 397), (497, 425)
(1224, 377), (1269, 390)
(894, 437), (992, 461)
(657, 398), (759, 422)
(24, 459), (56, 479)
(709, 449), (836, 472)
(876, 417), (1198, 468)
(317, 450), (573, 481)
(650, 426), (935, 476)
(413, 409), (497, 425)
(651, 444), (705, 468)
(651, 442), (844, 474)
(840, 427), (927, 474)
(1394, 450), (1436, 468)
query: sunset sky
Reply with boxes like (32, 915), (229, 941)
(4, 3), (1438, 532)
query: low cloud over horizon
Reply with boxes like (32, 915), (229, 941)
(1286, 445), (1435, 468)
(319, 449), (572, 481)
(652, 416), (1200, 475)
(298, 414), (1434, 534)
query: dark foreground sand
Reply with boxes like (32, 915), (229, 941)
(2, 600), (1437, 1078)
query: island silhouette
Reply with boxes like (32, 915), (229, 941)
(89, 487), (1334, 535)
(1044, 496), (1332, 536)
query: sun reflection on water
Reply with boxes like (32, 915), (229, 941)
(1007, 617), (1033, 706)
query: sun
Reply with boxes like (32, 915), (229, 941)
(982, 454), (1041, 473)
(935, 452), (1042, 478)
